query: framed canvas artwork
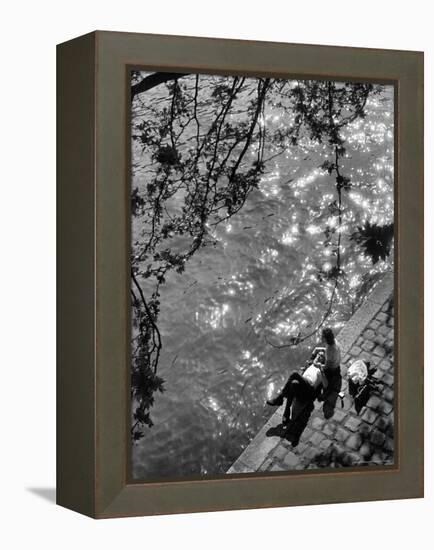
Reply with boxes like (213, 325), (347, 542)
(57, 31), (423, 518)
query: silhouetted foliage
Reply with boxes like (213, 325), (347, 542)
(351, 221), (394, 264)
(131, 75), (272, 439)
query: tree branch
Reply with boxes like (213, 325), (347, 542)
(131, 72), (189, 99)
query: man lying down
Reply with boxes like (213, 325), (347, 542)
(266, 328), (341, 425)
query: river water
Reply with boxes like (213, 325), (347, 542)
(131, 77), (394, 480)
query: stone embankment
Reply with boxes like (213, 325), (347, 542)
(227, 273), (394, 473)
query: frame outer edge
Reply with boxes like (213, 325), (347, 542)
(397, 51), (424, 499)
(56, 31), (97, 518)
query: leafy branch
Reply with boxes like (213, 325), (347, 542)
(130, 74), (271, 439)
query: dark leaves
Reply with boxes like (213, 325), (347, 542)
(131, 346), (166, 434)
(328, 200), (340, 216)
(351, 222), (394, 264)
(336, 174), (351, 190)
(131, 188), (145, 216)
(211, 84), (232, 99)
(317, 264), (344, 282)
(320, 160), (336, 174)
(155, 145), (180, 166)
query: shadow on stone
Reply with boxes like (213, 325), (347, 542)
(266, 401), (314, 447)
(349, 374), (383, 415)
(308, 444), (356, 468)
(323, 373), (342, 419)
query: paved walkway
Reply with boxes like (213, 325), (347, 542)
(227, 273), (394, 473)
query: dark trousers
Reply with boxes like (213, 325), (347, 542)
(280, 373), (316, 411)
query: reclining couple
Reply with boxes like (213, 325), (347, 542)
(266, 328), (341, 425)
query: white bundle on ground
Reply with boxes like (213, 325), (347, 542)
(347, 359), (368, 385)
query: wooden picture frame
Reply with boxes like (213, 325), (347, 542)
(57, 31), (423, 518)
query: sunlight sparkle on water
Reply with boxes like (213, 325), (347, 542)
(197, 303), (231, 330)
(349, 274), (362, 288)
(273, 320), (297, 336)
(238, 350), (264, 371)
(306, 224), (321, 235)
(349, 192), (365, 207)
(327, 216), (338, 228)
(226, 275), (255, 296)
(207, 396), (220, 413)
(280, 224), (299, 246)
(259, 248), (279, 264)
(293, 168), (324, 189)
(267, 382), (275, 400)
(281, 232), (295, 245)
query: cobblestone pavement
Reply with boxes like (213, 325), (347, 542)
(227, 274), (394, 474)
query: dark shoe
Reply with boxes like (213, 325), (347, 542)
(291, 435), (300, 447)
(266, 396), (284, 407)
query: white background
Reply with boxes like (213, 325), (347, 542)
(1, 0), (432, 547)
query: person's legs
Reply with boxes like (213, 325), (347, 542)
(282, 376), (315, 424)
(281, 372), (304, 397)
(282, 379), (298, 422)
(293, 376), (316, 401)
(266, 372), (300, 406)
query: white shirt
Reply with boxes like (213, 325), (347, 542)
(303, 364), (323, 389)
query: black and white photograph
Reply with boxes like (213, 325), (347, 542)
(129, 70), (395, 480)
(3, 0), (430, 539)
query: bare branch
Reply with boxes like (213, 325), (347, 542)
(131, 72), (189, 98)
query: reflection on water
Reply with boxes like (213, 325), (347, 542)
(131, 83), (394, 480)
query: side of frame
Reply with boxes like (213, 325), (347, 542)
(57, 32), (97, 517)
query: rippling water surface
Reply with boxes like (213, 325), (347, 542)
(131, 78), (394, 479)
